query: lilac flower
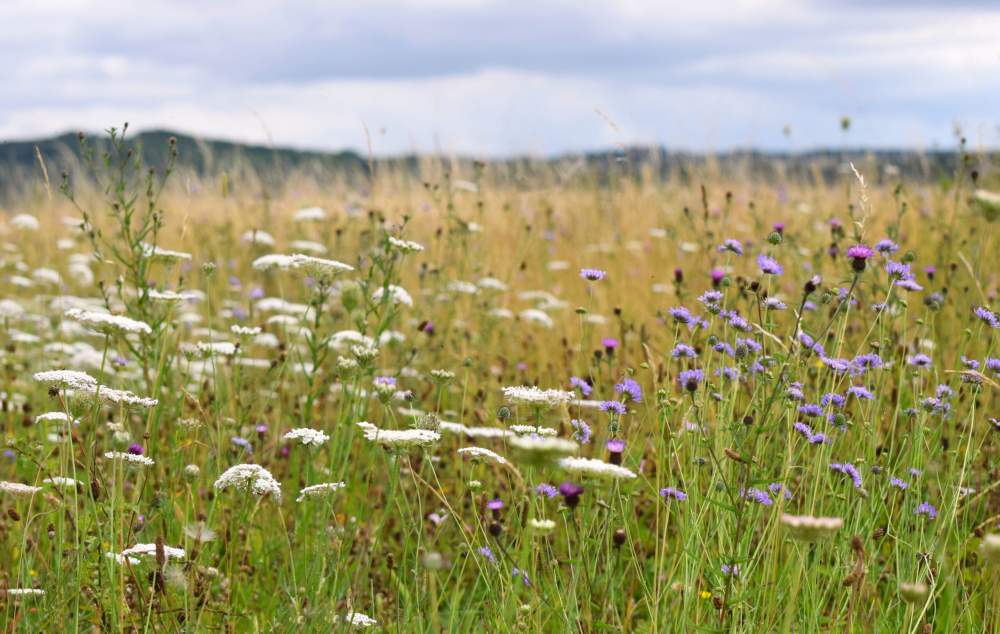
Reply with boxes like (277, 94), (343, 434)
(885, 260), (912, 280)
(757, 254), (783, 275)
(846, 385), (875, 400)
(373, 375), (397, 389)
(718, 239), (744, 255)
(699, 290), (724, 306)
(535, 483), (558, 498)
(921, 397), (950, 415)
(923, 265), (936, 279)
(569, 376), (592, 397)
(768, 482), (793, 500)
(671, 343), (697, 358)
(798, 403), (824, 418)
(738, 338), (762, 354)
(231, 436), (253, 454)
(974, 306), (1000, 328)
(935, 384), (954, 399)
(570, 419), (592, 444)
(668, 306), (696, 325)
(822, 357), (853, 374)
(712, 341), (735, 357)
(798, 332), (825, 357)
(721, 564), (740, 576)
(727, 313), (753, 332)
(742, 487), (774, 506)
(821, 393), (846, 408)
(678, 369), (704, 392)
(830, 463), (863, 488)
(962, 356), (981, 370)
(853, 353), (883, 371)
(486, 498), (504, 511)
(478, 546), (497, 563)
(909, 468), (922, 477)
(786, 382), (805, 401)
(897, 278), (923, 292)
(660, 487), (687, 502)
(889, 477), (908, 490)
(874, 239), (899, 255)
(127, 443), (144, 455)
(908, 354), (932, 368)
(914, 502), (938, 520)
(600, 400), (626, 415)
(763, 297), (787, 310)
(602, 338), (619, 351)
(793, 421), (824, 443)
(580, 268), (607, 282)
(987, 358), (1000, 375)
(615, 377), (643, 403)
(511, 567), (531, 587)
(716, 367), (740, 381)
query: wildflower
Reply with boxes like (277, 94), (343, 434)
(615, 377), (642, 403)
(501, 386), (573, 409)
(183, 522), (218, 543)
(885, 260), (912, 281)
(980, 534), (1000, 563)
(372, 284), (413, 307)
(898, 582), (929, 604)
(742, 487), (773, 506)
(213, 464), (282, 501)
(914, 502), (938, 520)
(559, 482), (585, 509)
(698, 290), (723, 306)
(580, 268), (606, 281)
(793, 422), (827, 444)
(668, 306), (696, 325)
(672, 343), (697, 358)
(569, 376), (592, 396)
(0, 481), (43, 496)
(821, 393), (845, 408)
(830, 463), (863, 488)
(3, 589), (45, 596)
(558, 456), (636, 481)
(103, 452), (155, 468)
(388, 236), (424, 253)
(908, 354), (932, 368)
(987, 358), (1000, 375)
(600, 400), (626, 415)
(763, 297), (787, 310)
(65, 308), (152, 335)
(678, 369), (704, 392)
(660, 487), (687, 502)
(853, 353), (883, 370)
(342, 612), (378, 628)
(282, 428), (330, 446)
(457, 447), (510, 466)
(889, 477), (908, 490)
(478, 546), (496, 564)
(874, 239), (899, 255)
(122, 543), (186, 560)
(780, 514), (844, 541)
(508, 435), (577, 463)
(570, 419), (592, 444)
(529, 518), (556, 533)
(535, 483), (558, 498)
(757, 254), (783, 275)
(974, 306), (1000, 328)
(798, 403), (824, 418)
(846, 385), (874, 400)
(357, 422), (440, 448)
(718, 239), (744, 255)
(721, 564), (739, 576)
(846, 244), (875, 272)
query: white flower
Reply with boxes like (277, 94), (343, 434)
(33, 369), (98, 390)
(241, 229), (275, 246)
(981, 534), (1000, 563)
(477, 277), (508, 292)
(252, 254), (298, 271)
(438, 422), (512, 439)
(528, 518), (556, 533)
(141, 243), (192, 262)
(372, 284), (413, 307)
(0, 299), (25, 318)
(519, 309), (554, 328)
(94, 387), (158, 409)
(510, 425), (558, 437)
(106, 552), (142, 566)
(196, 341), (239, 357)
(501, 386), (573, 409)
(214, 464), (282, 501)
(3, 588), (44, 596)
(557, 457), (637, 480)
(448, 280), (479, 295)
(343, 612), (378, 628)
(289, 240), (327, 254)
(35, 412), (78, 425)
(357, 421), (440, 447)
(508, 435), (578, 459)
(0, 481), (43, 496)
(282, 427), (330, 446)
(294, 206), (326, 222)
(65, 308), (152, 335)
(779, 514), (844, 542)
(43, 477), (82, 488)
(121, 543), (186, 560)
(457, 446), (510, 466)
(147, 289), (198, 303)
(231, 324), (262, 337)
(296, 482), (347, 502)
(388, 236), (424, 253)
(252, 253), (353, 277)
(104, 452), (155, 467)
(32, 268), (62, 285)
(10, 214), (40, 231)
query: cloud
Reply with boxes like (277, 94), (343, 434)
(0, 0), (997, 154)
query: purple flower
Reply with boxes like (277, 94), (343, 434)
(478, 546), (496, 563)
(671, 343), (697, 358)
(915, 502), (938, 520)
(962, 356), (981, 370)
(606, 438), (626, 464)
(570, 419), (592, 444)
(668, 306), (696, 325)
(127, 443), (144, 456)
(249, 286), (265, 300)
(615, 377), (643, 403)
(830, 463), (863, 489)
(908, 354), (932, 368)
(698, 290), (723, 306)
(255, 424), (268, 435)
(718, 239), (744, 255)
(763, 297), (787, 310)
(885, 260), (912, 281)
(601, 338), (619, 350)
(535, 483), (558, 498)
(373, 375), (397, 388)
(569, 376), (592, 397)
(798, 403), (824, 418)
(757, 254), (783, 275)
(986, 358), (1000, 375)
(486, 498), (504, 511)
(231, 436), (253, 454)
(742, 487), (774, 506)
(974, 306), (1000, 328)
(559, 482), (584, 509)
(846, 244), (875, 271)
(580, 268), (607, 282)
(716, 367), (740, 381)
(713, 341), (735, 357)
(889, 477), (908, 490)
(600, 400), (626, 415)
(660, 487), (687, 501)
(768, 482), (793, 500)
(721, 563), (740, 576)
(853, 353), (883, 371)
(786, 382), (805, 401)
(846, 385), (874, 400)
(897, 278), (923, 292)
(874, 239), (899, 255)
(678, 369), (704, 392)
(710, 268), (725, 286)
(821, 393), (845, 409)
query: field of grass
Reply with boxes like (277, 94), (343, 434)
(0, 130), (999, 632)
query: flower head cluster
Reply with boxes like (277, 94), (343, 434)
(501, 385), (573, 409)
(65, 308), (152, 335)
(282, 427), (330, 446)
(213, 463), (282, 501)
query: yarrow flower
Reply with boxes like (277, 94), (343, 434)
(357, 422), (440, 448)
(0, 481), (43, 496)
(501, 386), (573, 409)
(103, 452), (155, 468)
(65, 308), (152, 335)
(557, 456), (637, 480)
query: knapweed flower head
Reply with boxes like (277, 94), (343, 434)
(678, 369), (704, 392)
(558, 482), (585, 508)
(846, 244), (874, 271)
(580, 268), (606, 281)
(757, 254), (783, 275)
(213, 464), (282, 501)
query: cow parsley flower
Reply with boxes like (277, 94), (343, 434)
(282, 428), (330, 446)
(213, 464), (282, 501)
(65, 308), (152, 335)
(501, 386), (573, 409)
(296, 482), (346, 502)
(103, 452), (155, 467)
(0, 481), (43, 496)
(557, 456), (637, 480)
(356, 422), (440, 448)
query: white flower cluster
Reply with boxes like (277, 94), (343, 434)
(557, 457), (637, 480)
(357, 421), (440, 447)
(141, 243), (193, 262)
(343, 612), (378, 628)
(231, 324), (262, 337)
(33, 369), (98, 391)
(510, 425), (558, 437)
(501, 385), (573, 409)
(65, 308), (152, 335)
(121, 543), (186, 560)
(508, 435), (578, 458)
(456, 446), (510, 466)
(0, 481), (43, 496)
(296, 481), (347, 502)
(282, 427), (330, 446)
(779, 514), (844, 542)
(94, 386), (158, 409)
(388, 236), (424, 253)
(251, 253), (354, 277)
(196, 341), (239, 357)
(293, 206), (326, 222)
(213, 464), (282, 501)
(371, 284), (413, 307)
(104, 451), (155, 467)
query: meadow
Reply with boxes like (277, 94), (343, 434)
(0, 129), (999, 632)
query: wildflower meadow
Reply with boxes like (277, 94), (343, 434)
(1, 128), (999, 632)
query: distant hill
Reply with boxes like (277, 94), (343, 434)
(0, 129), (985, 202)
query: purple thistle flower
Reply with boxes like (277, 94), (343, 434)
(580, 268), (607, 282)
(615, 377), (643, 403)
(601, 338), (619, 350)
(486, 498), (504, 511)
(846, 244), (875, 271)
(757, 254), (783, 275)
(606, 438), (626, 464)
(710, 268), (725, 287)
(558, 482), (585, 509)
(127, 443), (144, 455)
(660, 487), (687, 501)
(830, 462), (863, 488)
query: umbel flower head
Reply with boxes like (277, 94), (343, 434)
(501, 385), (573, 409)
(213, 464), (282, 501)
(508, 435), (578, 465)
(296, 482), (347, 502)
(282, 427), (330, 447)
(780, 514), (844, 541)
(557, 456), (637, 481)
(65, 308), (152, 335)
(357, 421), (440, 448)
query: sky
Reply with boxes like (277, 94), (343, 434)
(2, 0), (999, 156)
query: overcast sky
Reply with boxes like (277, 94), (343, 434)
(2, 0), (998, 156)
